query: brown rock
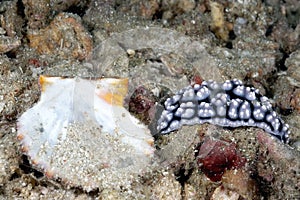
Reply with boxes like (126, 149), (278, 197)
(0, 1), (25, 37)
(22, 0), (51, 30)
(140, 0), (160, 19)
(256, 130), (300, 199)
(0, 35), (21, 53)
(210, 1), (230, 42)
(222, 169), (259, 200)
(150, 173), (182, 200)
(290, 88), (300, 112)
(27, 12), (92, 60)
(211, 186), (240, 200)
(197, 137), (246, 182)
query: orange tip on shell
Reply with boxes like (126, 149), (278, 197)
(17, 134), (24, 141)
(20, 146), (28, 153)
(45, 170), (55, 178)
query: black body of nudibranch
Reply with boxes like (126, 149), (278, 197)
(157, 79), (290, 143)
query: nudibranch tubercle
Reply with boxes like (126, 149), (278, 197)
(157, 79), (290, 143)
(17, 75), (154, 177)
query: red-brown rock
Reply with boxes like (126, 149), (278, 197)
(197, 137), (246, 182)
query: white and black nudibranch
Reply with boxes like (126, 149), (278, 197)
(157, 79), (290, 143)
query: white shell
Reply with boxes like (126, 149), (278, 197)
(17, 76), (154, 191)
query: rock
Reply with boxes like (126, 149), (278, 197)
(0, 133), (19, 186)
(211, 186), (240, 200)
(151, 172), (182, 200)
(197, 137), (246, 182)
(22, 0), (51, 30)
(222, 169), (259, 200)
(27, 12), (92, 60)
(0, 35), (21, 53)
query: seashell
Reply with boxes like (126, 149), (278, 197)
(17, 75), (155, 191)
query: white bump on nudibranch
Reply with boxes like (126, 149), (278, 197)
(196, 87), (210, 101)
(283, 124), (289, 131)
(217, 106), (227, 117)
(182, 88), (195, 101)
(158, 121), (168, 130)
(210, 81), (220, 90)
(233, 85), (245, 96)
(260, 96), (269, 102)
(174, 107), (184, 117)
(182, 108), (195, 118)
(245, 87), (256, 101)
(172, 94), (181, 103)
(266, 114), (273, 122)
(232, 79), (243, 85)
(211, 97), (222, 106)
(180, 101), (196, 108)
(198, 107), (215, 118)
(239, 101), (251, 119)
(166, 104), (178, 111)
(222, 80), (233, 90)
(272, 118), (280, 131)
(228, 104), (238, 119)
(193, 84), (201, 90)
(169, 120), (180, 130)
(253, 107), (265, 120)
(165, 112), (174, 122)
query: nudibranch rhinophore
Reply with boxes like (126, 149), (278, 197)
(157, 79), (290, 143)
(17, 75), (154, 191)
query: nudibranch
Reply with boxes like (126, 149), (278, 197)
(17, 75), (154, 191)
(157, 79), (290, 143)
